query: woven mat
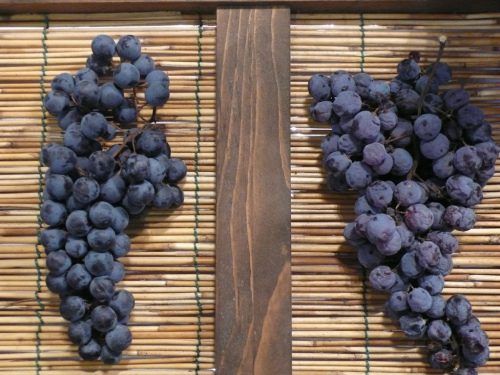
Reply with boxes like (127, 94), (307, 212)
(0, 11), (499, 375)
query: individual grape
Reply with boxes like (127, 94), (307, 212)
(351, 111), (380, 143)
(365, 214), (396, 243)
(476, 164), (496, 186)
(353, 72), (373, 99)
(465, 121), (492, 144)
(110, 261), (125, 283)
(111, 234), (130, 258)
(460, 326), (489, 354)
(453, 146), (482, 177)
(64, 123), (101, 156)
(420, 133), (450, 160)
(332, 91), (362, 117)
(418, 274), (444, 295)
(456, 104), (485, 130)
(79, 339), (101, 360)
(426, 231), (458, 255)
(66, 263), (92, 291)
(369, 265), (397, 292)
(51, 73), (75, 94)
(368, 80), (390, 103)
(397, 58), (420, 81)
(89, 151), (116, 181)
(111, 207), (129, 233)
(362, 143), (387, 167)
(395, 181), (426, 207)
(163, 158), (186, 183)
(423, 93), (443, 114)
(397, 224), (415, 248)
(133, 54), (155, 78)
(344, 222), (365, 246)
(357, 243), (385, 269)
(74, 80), (100, 108)
(88, 227), (116, 250)
(60, 295), (86, 322)
(432, 152), (455, 179)
(414, 114), (441, 141)
(89, 201), (114, 229)
(415, 75), (439, 95)
(429, 349), (454, 370)
(427, 295), (447, 319)
(46, 250), (72, 276)
(46, 174), (73, 202)
(150, 184), (175, 209)
(337, 134), (362, 156)
(101, 345), (122, 365)
(400, 251), (424, 279)
(73, 177), (100, 205)
(426, 62), (452, 85)
(75, 67), (98, 84)
(475, 141), (500, 169)
(68, 320), (92, 345)
(136, 130), (165, 157)
(395, 88), (420, 115)
(407, 287), (432, 313)
(122, 153), (149, 182)
(42, 144), (77, 174)
(354, 195), (380, 215)
(374, 230), (402, 256)
(100, 175), (126, 204)
(99, 82), (124, 109)
(116, 35), (141, 61)
(365, 181), (393, 208)
(429, 254), (453, 276)
(399, 313), (427, 338)
(443, 88), (469, 111)
(462, 346), (489, 368)
(446, 295), (472, 325)
(372, 154), (394, 175)
(81, 112), (107, 140)
(113, 62), (140, 89)
(58, 108), (82, 130)
(389, 291), (408, 313)
(378, 109), (398, 131)
(84, 251), (114, 277)
(324, 152), (350, 174)
(145, 81), (170, 107)
(109, 290), (135, 320)
(446, 175), (482, 207)
(91, 305), (118, 333)
(41, 200), (67, 227)
(46, 273), (70, 295)
(90, 276), (115, 303)
(122, 194), (146, 215)
(86, 54), (112, 76)
(389, 118), (413, 147)
(416, 241), (441, 269)
(65, 237), (88, 259)
(330, 71), (356, 96)
(391, 148), (413, 176)
(127, 180), (155, 206)
(91, 34), (115, 59)
(114, 99), (137, 125)
(41, 229), (67, 253)
(345, 161), (373, 190)
(147, 158), (167, 185)
(105, 324), (132, 353)
(145, 69), (169, 86)
(443, 205), (475, 231)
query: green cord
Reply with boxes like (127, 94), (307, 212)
(192, 14), (204, 374)
(34, 14), (49, 375)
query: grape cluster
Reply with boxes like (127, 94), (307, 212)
(309, 52), (498, 373)
(40, 34), (186, 364)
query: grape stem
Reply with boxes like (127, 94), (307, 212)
(417, 35), (447, 116)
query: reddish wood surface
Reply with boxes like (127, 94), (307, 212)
(215, 7), (291, 375)
(0, 0), (497, 14)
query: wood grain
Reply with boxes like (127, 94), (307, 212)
(0, 0), (498, 14)
(215, 7), (291, 375)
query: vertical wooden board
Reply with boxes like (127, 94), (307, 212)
(216, 7), (291, 375)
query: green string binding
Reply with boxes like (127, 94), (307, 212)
(192, 14), (204, 374)
(35, 14), (49, 375)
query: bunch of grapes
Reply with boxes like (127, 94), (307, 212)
(308, 47), (498, 374)
(40, 34), (186, 364)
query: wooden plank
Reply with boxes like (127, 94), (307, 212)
(0, 0), (498, 14)
(215, 7), (291, 375)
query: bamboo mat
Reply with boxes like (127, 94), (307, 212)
(290, 13), (500, 375)
(0, 12), (216, 374)
(1, 10), (500, 375)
